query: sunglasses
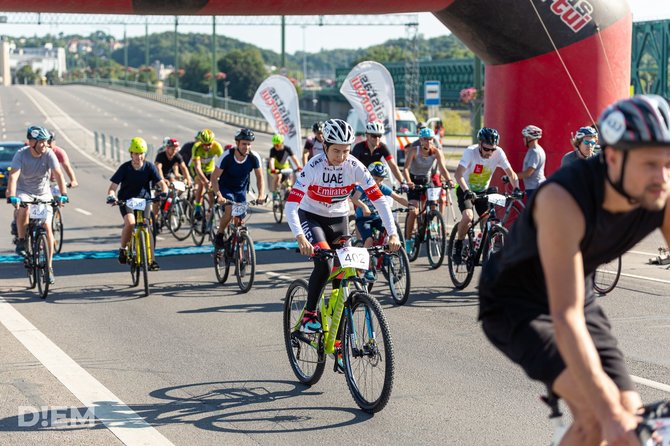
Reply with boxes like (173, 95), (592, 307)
(481, 145), (497, 152)
(581, 140), (597, 146)
(368, 134), (382, 138)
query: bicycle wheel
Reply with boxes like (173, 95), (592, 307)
(235, 231), (256, 293)
(283, 279), (325, 385)
(170, 200), (193, 241)
(482, 225), (508, 264)
(394, 221), (405, 244)
(25, 233), (36, 289)
(593, 256), (622, 295)
(387, 248), (411, 305)
(272, 194), (283, 223)
(447, 225), (476, 290)
(35, 232), (50, 299)
(128, 235), (140, 287)
(190, 198), (207, 246)
(52, 207), (64, 254)
(213, 246), (230, 284)
(209, 205), (223, 242)
(426, 210), (446, 269)
(406, 222), (421, 262)
(139, 230), (150, 296)
(342, 291), (395, 413)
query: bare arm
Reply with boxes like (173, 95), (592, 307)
(403, 149), (416, 185)
(61, 160), (78, 187)
(210, 167), (223, 200)
(504, 167), (520, 189)
(52, 166), (68, 198)
(107, 182), (119, 197)
(350, 191), (371, 216)
(6, 168), (20, 198)
(254, 167), (266, 200)
(517, 166), (536, 180)
(434, 149), (454, 184)
(390, 191), (409, 207)
(455, 164), (469, 191)
(179, 162), (192, 186)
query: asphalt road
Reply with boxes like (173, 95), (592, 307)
(1, 85), (670, 446)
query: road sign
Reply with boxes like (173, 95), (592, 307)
(424, 80), (440, 106)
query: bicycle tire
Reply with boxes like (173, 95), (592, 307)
(170, 200), (193, 241)
(283, 279), (326, 385)
(235, 231), (256, 293)
(139, 230), (150, 296)
(394, 221), (405, 244)
(342, 291), (395, 413)
(52, 207), (64, 254)
(388, 248), (411, 305)
(129, 234), (140, 287)
(190, 197), (208, 246)
(593, 256), (622, 295)
(149, 211), (158, 249)
(406, 223), (421, 262)
(447, 225), (476, 290)
(213, 246), (230, 284)
(25, 232), (36, 289)
(272, 195), (283, 223)
(426, 210), (446, 269)
(482, 225), (508, 264)
(35, 232), (50, 299)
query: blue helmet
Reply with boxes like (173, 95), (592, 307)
(419, 127), (435, 139)
(367, 161), (388, 178)
(27, 125), (50, 141)
(477, 127), (500, 146)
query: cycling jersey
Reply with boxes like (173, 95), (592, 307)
(179, 141), (195, 166)
(458, 144), (511, 192)
(351, 141), (393, 167)
(11, 146), (59, 196)
(190, 141), (223, 174)
(155, 151), (184, 178)
(49, 145), (69, 182)
(303, 138), (325, 160)
(217, 148), (261, 193)
(269, 146), (294, 170)
(285, 154), (397, 238)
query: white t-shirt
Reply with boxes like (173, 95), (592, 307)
(458, 144), (511, 192)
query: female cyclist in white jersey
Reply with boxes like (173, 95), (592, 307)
(285, 118), (401, 332)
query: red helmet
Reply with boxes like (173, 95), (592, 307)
(166, 138), (180, 148)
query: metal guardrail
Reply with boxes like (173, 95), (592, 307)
(93, 131), (158, 164)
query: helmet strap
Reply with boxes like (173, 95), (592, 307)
(604, 150), (638, 205)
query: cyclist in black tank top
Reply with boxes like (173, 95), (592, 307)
(479, 95), (670, 446)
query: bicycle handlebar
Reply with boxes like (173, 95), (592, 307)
(311, 245), (389, 260)
(18, 198), (58, 207)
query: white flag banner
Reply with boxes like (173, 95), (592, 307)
(339, 61), (397, 159)
(253, 75), (302, 154)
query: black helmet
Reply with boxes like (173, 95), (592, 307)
(599, 95), (670, 150)
(312, 121), (324, 133)
(234, 128), (255, 141)
(477, 127), (500, 146)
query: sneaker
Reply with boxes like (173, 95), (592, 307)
(452, 239), (463, 265)
(194, 205), (203, 220)
(214, 233), (225, 249)
(299, 310), (322, 333)
(15, 239), (27, 257)
(48, 267), (55, 285)
(118, 248), (128, 264)
(149, 260), (160, 271)
(363, 270), (376, 282)
(334, 340), (344, 373)
(272, 191), (280, 201)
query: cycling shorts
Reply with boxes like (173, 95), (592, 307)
(220, 187), (247, 205)
(407, 175), (429, 201)
(456, 186), (489, 216)
(356, 217), (383, 242)
(119, 202), (151, 220)
(17, 192), (54, 221)
(298, 209), (348, 250)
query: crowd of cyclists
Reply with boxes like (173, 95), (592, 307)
(5, 92), (670, 444)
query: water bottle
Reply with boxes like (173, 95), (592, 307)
(163, 195), (172, 212)
(474, 232), (483, 251)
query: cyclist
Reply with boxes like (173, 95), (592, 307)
(516, 125), (546, 199)
(351, 120), (405, 184)
(47, 131), (78, 189)
(479, 94), (670, 446)
(178, 136), (196, 167)
(6, 126), (69, 283)
(106, 137), (167, 271)
(285, 118), (401, 333)
(350, 161), (409, 281)
(403, 126), (455, 250)
(302, 121), (325, 165)
(408, 124), (449, 212)
(211, 128), (267, 248)
(152, 138), (192, 217)
(561, 125), (599, 166)
(268, 133), (302, 199)
(190, 129), (223, 219)
(452, 127), (519, 264)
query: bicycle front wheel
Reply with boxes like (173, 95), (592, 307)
(129, 235), (140, 287)
(406, 224), (421, 262)
(170, 200), (193, 241)
(447, 225), (476, 290)
(426, 210), (446, 269)
(235, 231), (256, 293)
(272, 195), (284, 223)
(593, 256), (622, 295)
(387, 248), (411, 306)
(35, 232), (50, 299)
(25, 234), (36, 289)
(213, 246), (230, 284)
(342, 291), (395, 413)
(190, 199), (208, 246)
(139, 230), (150, 296)
(482, 225), (508, 264)
(283, 279), (325, 385)
(52, 207), (64, 254)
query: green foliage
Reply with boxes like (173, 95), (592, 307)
(217, 48), (268, 101)
(15, 65), (38, 84)
(180, 51), (211, 93)
(441, 108), (470, 135)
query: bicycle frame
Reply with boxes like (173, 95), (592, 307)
(130, 207), (153, 266)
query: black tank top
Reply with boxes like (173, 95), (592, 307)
(479, 156), (665, 316)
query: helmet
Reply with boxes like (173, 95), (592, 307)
(312, 121), (324, 133)
(323, 118), (355, 145)
(128, 137), (148, 154)
(235, 128), (255, 141)
(196, 129), (215, 145)
(521, 125), (542, 140)
(365, 120), (385, 136)
(477, 127), (500, 146)
(419, 127), (435, 139)
(599, 94), (670, 150)
(574, 126), (598, 140)
(27, 125), (50, 141)
(165, 138), (179, 148)
(418, 122), (427, 130)
(367, 161), (388, 178)
(272, 133), (284, 145)
(48, 130), (56, 143)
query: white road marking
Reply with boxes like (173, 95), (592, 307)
(632, 375), (670, 394)
(619, 272), (670, 286)
(75, 208), (93, 216)
(0, 297), (174, 446)
(266, 271), (293, 281)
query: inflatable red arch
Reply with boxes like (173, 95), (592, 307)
(5, 0), (631, 174)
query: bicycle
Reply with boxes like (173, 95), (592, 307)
(213, 200), (259, 293)
(283, 237), (395, 413)
(271, 167), (294, 224)
(49, 183), (71, 254)
(593, 256), (622, 295)
(405, 184), (449, 269)
(152, 180), (193, 241)
(191, 186), (218, 246)
(17, 198), (56, 299)
(447, 187), (525, 290)
(111, 197), (157, 297)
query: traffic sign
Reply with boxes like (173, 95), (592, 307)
(424, 80), (440, 106)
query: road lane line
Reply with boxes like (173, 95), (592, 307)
(0, 297), (174, 446)
(632, 375), (670, 394)
(75, 208), (93, 216)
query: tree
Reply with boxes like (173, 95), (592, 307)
(179, 52), (210, 93)
(217, 48), (268, 101)
(15, 65), (37, 84)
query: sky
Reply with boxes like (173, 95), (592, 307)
(0, 0), (669, 55)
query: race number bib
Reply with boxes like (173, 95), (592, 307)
(125, 198), (146, 211)
(487, 193), (507, 207)
(29, 203), (49, 220)
(231, 203), (247, 217)
(172, 181), (186, 192)
(336, 247), (370, 270)
(426, 187), (442, 201)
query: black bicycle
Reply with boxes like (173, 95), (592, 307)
(19, 198), (57, 299)
(405, 184), (450, 269)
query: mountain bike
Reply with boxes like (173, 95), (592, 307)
(593, 256), (622, 295)
(153, 180), (193, 241)
(213, 200), (258, 293)
(447, 187), (524, 290)
(49, 183), (71, 254)
(271, 167), (294, 224)
(283, 238), (395, 413)
(405, 184), (449, 269)
(18, 198), (56, 299)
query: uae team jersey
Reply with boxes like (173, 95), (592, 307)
(458, 144), (512, 192)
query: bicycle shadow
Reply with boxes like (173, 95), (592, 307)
(375, 285), (479, 309)
(0, 283), (147, 305)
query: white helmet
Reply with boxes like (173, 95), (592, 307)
(323, 118), (355, 145)
(521, 125), (542, 140)
(365, 120), (385, 135)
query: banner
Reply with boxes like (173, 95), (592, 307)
(253, 75), (302, 155)
(339, 61), (396, 159)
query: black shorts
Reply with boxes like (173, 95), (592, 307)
(456, 187), (489, 216)
(298, 209), (348, 249)
(119, 203), (151, 219)
(481, 300), (633, 391)
(407, 175), (429, 201)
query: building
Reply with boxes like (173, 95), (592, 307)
(8, 44), (67, 82)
